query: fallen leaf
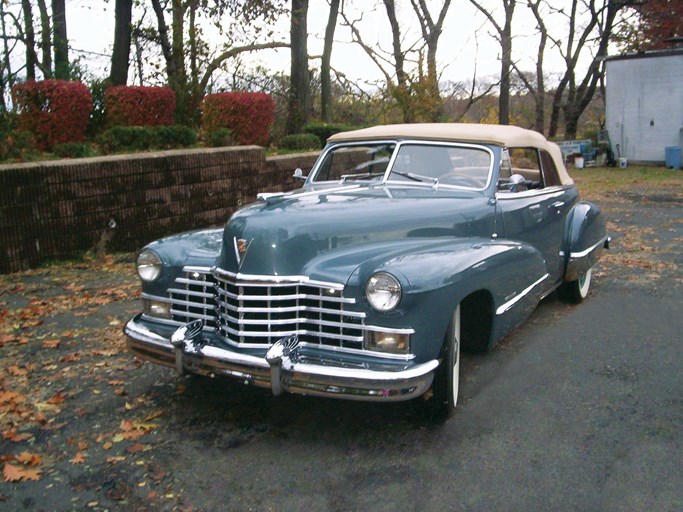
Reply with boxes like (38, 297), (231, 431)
(15, 452), (42, 466)
(7, 366), (29, 377)
(3, 463), (42, 482)
(127, 444), (146, 453)
(46, 393), (67, 405)
(102, 441), (113, 450)
(70, 452), (86, 465)
(42, 340), (61, 349)
(106, 456), (126, 464)
(59, 353), (80, 363)
(2, 431), (33, 442)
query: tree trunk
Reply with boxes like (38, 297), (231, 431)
(22, 0), (36, 81)
(498, 1), (515, 125)
(286, 0), (309, 135)
(384, 0), (411, 122)
(110, 0), (133, 86)
(469, 0), (516, 125)
(52, 0), (69, 79)
(321, 0), (340, 123)
(37, 0), (51, 78)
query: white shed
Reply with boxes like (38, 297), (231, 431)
(605, 49), (683, 165)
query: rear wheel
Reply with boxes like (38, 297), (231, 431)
(422, 304), (460, 418)
(559, 267), (593, 303)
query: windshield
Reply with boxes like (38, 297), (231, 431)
(311, 141), (492, 190)
(312, 143), (396, 182)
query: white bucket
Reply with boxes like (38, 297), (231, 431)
(575, 156), (584, 169)
(618, 157), (628, 168)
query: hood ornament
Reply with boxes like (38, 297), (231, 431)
(233, 237), (253, 268)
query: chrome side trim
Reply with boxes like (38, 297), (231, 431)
(496, 274), (549, 315)
(570, 236), (608, 259)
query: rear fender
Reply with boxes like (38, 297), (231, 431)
(563, 202), (607, 282)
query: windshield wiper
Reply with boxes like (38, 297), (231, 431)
(340, 172), (386, 183)
(390, 171), (439, 185)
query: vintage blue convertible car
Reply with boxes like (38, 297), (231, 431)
(125, 123), (608, 415)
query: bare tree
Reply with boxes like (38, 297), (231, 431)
(411, 0), (452, 121)
(511, 0), (548, 133)
(469, 0), (517, 125)
(21, 0), (36, 81)
(146, 0), (289, 124)
(546, 0), (628, 138)
(52, 0), (68, 79)
(287, 0), (309, 134)
(341, 0), (448, 123)
(110, 0), (133, 86)
(321, 0), (340, 123)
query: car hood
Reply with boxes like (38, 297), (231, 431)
(217, 184), (494, 280)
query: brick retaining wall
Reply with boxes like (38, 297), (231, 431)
(0, 147), (319, 273)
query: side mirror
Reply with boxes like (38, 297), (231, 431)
(293, 168), (307, 181)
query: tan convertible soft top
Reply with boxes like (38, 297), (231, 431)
(328, 123), (573, 185)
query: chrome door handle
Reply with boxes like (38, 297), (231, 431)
(550, 201), (565, 209)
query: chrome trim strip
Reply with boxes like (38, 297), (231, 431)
(219, 324), (364, 343)
(570, 236), (608, 259)
(168, 288), (214, 299)
(495, 187), (565, 200)
(221, 314), (364, 330)
(216, 288), (356, 305)
(169, 309), (216, 322)
(217, 302), (365, 318)
(212, 267), (346, 290)
(496, 273), (549, 315)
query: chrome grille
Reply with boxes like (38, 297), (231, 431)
(170, 267), (366, 350)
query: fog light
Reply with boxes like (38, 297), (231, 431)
(143, 299), (172, 319)
(365, 331), (410, 353)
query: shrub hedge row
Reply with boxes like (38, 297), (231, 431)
(11, 80), (92, 150)
(201, 92), (275, 146)
(8, 81), (311, 156)
(104, 86), (176, 127)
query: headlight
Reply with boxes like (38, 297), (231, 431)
(136, 250), (162, 282)
(366, 272), (402, 311)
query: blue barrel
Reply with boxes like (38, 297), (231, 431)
(665, 146), (681, 169)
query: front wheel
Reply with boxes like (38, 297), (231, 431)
(558, 267), (593, 303)
(422, 304), (460, 418)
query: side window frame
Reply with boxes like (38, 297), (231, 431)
(539, 149), (562, 188)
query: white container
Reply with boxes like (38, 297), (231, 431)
(575, 155), (584, 169)
(618, 157), (628, 168)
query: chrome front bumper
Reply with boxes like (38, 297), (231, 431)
(125, 316), (438, 402)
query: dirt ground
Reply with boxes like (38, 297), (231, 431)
(1, 167), (681, 511)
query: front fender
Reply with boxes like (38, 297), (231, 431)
(140, 228), (223, 296)
(320, 238), (548, 361)
(563, 202), (607, 281)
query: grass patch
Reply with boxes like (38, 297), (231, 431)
(570, 166), (683, 201)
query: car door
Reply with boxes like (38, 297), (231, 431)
(495, 148), (575, 290)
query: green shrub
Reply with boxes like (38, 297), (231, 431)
(0, 129), (36, 161)
(303, 122), (360, 147)
(281, 133), (321, 151)
(205, 128), (233, 147)
(155, 125), (197, 149)
(97, 125), (197, 154)
(52, 142), (94, 159)
(97, 126), (156, 153)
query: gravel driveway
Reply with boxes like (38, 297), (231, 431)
(1, 170), (681, 511)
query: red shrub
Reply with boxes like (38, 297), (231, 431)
(12, 80), (92, 150)
(105, 86), (175, 127)
(201, 92), (275, 146)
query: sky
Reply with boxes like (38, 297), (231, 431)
(19, 1), (598, 90)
